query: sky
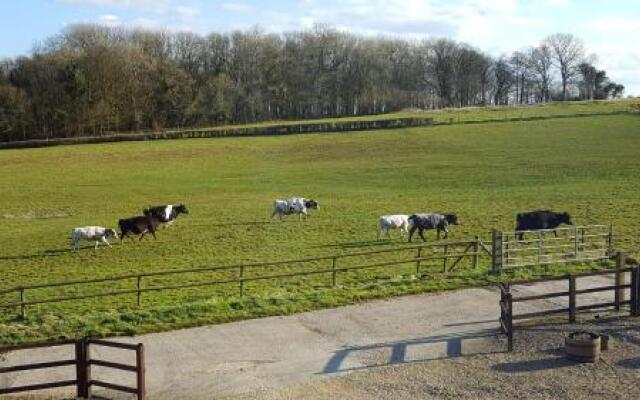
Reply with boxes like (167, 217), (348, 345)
(1, 0), (639, 95)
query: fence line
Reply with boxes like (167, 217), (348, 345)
(0, 225), (617, 318)
(499, 252), (639, 351)
(0, 238), (486, 318)
(0, 338), (145, 399)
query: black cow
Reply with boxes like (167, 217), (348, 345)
(408, 213), (459, 242)
(515, 210), (573, 240)
(143, 204), (189, 227)
(118, 215), (160, 242)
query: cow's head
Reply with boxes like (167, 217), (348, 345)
(559, 212), (572, 225)
(304, 200), (319, 210)
(444, 213), (459, 225)
(175, 204), (189, 215)
(105, 228), (119, 239)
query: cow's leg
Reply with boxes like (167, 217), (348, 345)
(151, 231), (157, 240)
(95, 240), (100, 250)
(408, 226), (417, 242)
(139, 233), (146, 241)
(443, 227), (449, 239)
(553, 229), (558, 238)
(418, 229), (427, 242)
(102, 237), (112, 248)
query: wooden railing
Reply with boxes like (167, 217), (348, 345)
(0, 338), (145, 399)
(0, 238), (489, 318)
(499, 253), (639, 351)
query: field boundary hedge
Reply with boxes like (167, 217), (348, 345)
(0, 117), (433, 150)
(0, 109), (634, 150)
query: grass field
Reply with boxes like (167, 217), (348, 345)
(1, 100), (639, 344)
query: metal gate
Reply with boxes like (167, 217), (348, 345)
(493, 224), (613, 272)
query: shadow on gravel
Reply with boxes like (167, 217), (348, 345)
(492, 357), (574, 373)
(322, 329), (503, 374)
(618, 357), (640, 369)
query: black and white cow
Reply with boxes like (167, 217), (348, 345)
(143, 204), (189, 227)
(407, 213), (459, 242)
(271, 198), (319, 220)
(515, 210), (573, 240)
(71, 226), (118, 251)
(118, 215), (160, 242)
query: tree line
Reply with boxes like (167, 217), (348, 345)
(0, 25), (625, 141)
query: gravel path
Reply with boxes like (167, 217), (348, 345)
(229, 317), (640, 400)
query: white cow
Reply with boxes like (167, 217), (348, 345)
(71, 226), (118, 251)
(377, 215), (411, 240)
(271, 197), (319, 220)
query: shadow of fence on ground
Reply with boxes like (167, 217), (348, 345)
(322, 329), (503, 374)
(492, 357), (574, 373)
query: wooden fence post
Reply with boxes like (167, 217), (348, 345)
(442, 245), (449, 273)
(569, 276), (576, 323)
(136, 344), (146, 400)
(472, 236), (479, 269)
(239, 265), (245, 297)
(630, 267), (638, 317)
(615, 252), (625, 311)
(331, 257), (337, 287)
(507, 292), (513, 352)
(573, 225), (579, 259)
(491, 229), (502, 275)
(415, 248), (422, 275)
(19, 288), (26, 319)
(75, 339), (86, 399)
(84, 339), (92, 399)
(136, 276), (142, 307)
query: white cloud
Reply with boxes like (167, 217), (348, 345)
(62, 0), (171, 11)
(220, 2), (253, 13)
(97, 14), (120, 27)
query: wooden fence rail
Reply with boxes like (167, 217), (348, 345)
(499, 252), (639, 351)
(0, 225), (617, 319)
(0, 338), (145, 399)
(0, 238), (487, 318)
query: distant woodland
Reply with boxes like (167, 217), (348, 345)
(0, 25), (625, 141)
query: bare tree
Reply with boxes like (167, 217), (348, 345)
(544, 33), (585, 100)
(528, 44), (553, 102)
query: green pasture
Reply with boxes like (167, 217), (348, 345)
(0, 102), (639, 344)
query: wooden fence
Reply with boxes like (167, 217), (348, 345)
(0, 338), (145, 399)
(492, 224), (613, 274)
(0, 237), (489, 318)
(0, 224), (618, 319)
(499, 252), (639, 351)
